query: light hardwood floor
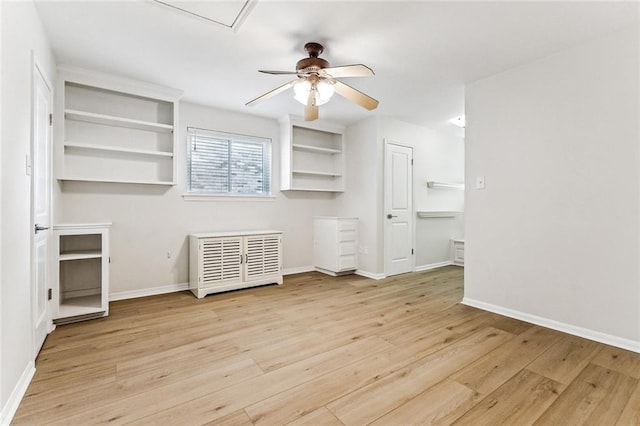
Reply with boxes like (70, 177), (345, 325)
(14, 267), (640, 425)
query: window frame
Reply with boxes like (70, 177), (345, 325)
(185, 127), (274, 200)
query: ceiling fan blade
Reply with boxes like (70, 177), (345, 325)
(246, 80), (296, 106)
(321, 64), (374, 78)
(258, 70), (299, 75)
(304, 89), (318, 121)
(333, 80), (379, 110)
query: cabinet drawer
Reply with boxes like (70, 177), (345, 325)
(338, 230), (356, 242)
(338, 220), (357, 232)
(339, 242), (356, 256)
(338, 255), (357, 271)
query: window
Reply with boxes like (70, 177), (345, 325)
(187, 127), (272, 196)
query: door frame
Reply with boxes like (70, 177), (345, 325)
(383, 139), (415, 277)
(31, 56), (54, 358)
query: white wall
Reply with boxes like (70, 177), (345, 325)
(465, 25), (640, 349)
(338, 117), (382, 276)
(1, 0), (56, 422)
(338, 117), (464, 276)
(57, 101), (338, 296)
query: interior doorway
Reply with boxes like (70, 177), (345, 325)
(384, 141), (414, 276)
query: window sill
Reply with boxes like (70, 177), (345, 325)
(182, 193), (276, 202)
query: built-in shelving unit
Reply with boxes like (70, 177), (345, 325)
(280, 115), (346, 192)
(55, 66), (182, 185)
(53, 223), (111, 324)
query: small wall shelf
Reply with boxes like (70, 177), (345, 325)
(280, 115), (345, 192)
(427, 181), (465, 190)
(417, 211), (463, 218)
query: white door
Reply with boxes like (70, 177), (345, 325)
(32, 64), (52, 356)
(384, 142), (414, 276)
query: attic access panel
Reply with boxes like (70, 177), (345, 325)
(153, 0), (255, 31)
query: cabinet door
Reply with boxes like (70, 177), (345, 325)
(244, 234), (282, 283)
(199, 237), (243, 287)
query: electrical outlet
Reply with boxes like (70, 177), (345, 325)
(166, 251), (172, 259)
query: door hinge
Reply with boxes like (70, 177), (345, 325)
(47, 288), (52, 301)
(49, 113), (53, 126)
(411, 159), (413, 166)
(412, 248), (414, 255)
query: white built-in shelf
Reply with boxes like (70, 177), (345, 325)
(292, 169), (342, 177)
(280, 115), (346, 192)
(417, 211), (463, 218)
(64, 109), (174, 133)
(64, 142), (173, 158)
(58, 295), (104, 318)
(292, 144), (342, 154)
(56, 67), (183, 186)
(53, 223), (110, 324)
(59, 250), (102, 261)
(59, 176), (175, 186)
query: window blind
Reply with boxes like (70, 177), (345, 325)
(188, 128), (271, 195)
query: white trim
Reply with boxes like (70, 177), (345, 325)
(109, 283), (189, 301)
(355, 269), (386, 280)
(0, 361), (35, 426)
(414, 261), (454, 272)
(182, 194), (276, 202)
(462, 297), (640, 354)
(109, 266), (316, 301)
(282, 265), (315, 276)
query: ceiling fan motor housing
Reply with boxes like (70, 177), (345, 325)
(296, 42), (330, 73)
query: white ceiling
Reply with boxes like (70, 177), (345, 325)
(34, 1), (638, 136)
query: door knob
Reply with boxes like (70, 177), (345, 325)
(387, 214), (398, 219)
(34, 224), (49, 233)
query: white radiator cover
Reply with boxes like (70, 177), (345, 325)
(189, 230), (283, 298)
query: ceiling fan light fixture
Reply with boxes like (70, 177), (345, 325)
(293, 80), (335, 106)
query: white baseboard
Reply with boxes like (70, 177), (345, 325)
(355, 269), (386, 280)
(414, 261), (453, 272)
(109, 266), (317, 301)
(109, 283), (189, 302)
(0, 361), (35, 426)
(282, 265), (315, 276)
(462, 297), (640, 354)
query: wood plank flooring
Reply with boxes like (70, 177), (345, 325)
(13, 267), (640, 425)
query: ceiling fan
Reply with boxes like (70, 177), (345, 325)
(246, 42), (379, 121)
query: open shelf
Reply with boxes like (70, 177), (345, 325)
(57, 68), (182, 186)
(59, 176), (175, 185)
(64, 142), (173, 158)
(65, 109), (173, 133)
(292, 169), (342, 177)
(60, 250), (102, 261)
(292, 144), (342, 154)
(54, 223), (110, 324)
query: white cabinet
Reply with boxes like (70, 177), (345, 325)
(55, 66), (182, 185)
(280, 115), (345, 192)
(189, 231), (283, 298)
(452, 239), (464, 266)
(313, 217), (358, 275)
(53, 223), (110, 324)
